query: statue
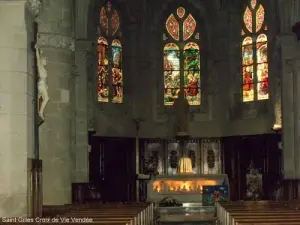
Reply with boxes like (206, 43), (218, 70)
(173, 91), (189, 134)
(245, 161), (264, 201)
(35, 44), (49, 121)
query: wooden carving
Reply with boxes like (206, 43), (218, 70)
(207, 149), (215, 169)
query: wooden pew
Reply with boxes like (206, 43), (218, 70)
(59, 202), (154, 225)
(216, 201), (300, 225)
(40, 202), (154, 225)
(42, 204), (86, 217)
(218, 201), (300, 225)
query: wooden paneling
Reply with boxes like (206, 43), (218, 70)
(222, 134), (282, 200)
(88, 134), (296, 202)
(89, 137), (136, 202)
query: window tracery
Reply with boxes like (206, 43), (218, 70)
(98, 1), (123, 103)
(163, 7), (201, 106)
(241, 0), (268, 102)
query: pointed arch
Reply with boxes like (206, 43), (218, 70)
(241, 0), (268, 102)
(163, 6), (201, 106)
(97, 1), (123, 104)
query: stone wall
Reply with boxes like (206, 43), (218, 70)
(278, 0), (300, 179)
(83, 0), (281, 138)
(0, 0), (34, 216)
(38, 0), (74, 205)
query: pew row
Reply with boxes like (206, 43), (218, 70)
(43, 204), (86, 217)
(216, 201), (300, 225)
(42, 202), (155, 225)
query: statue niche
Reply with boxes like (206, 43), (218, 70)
(35, 44), (49, 122)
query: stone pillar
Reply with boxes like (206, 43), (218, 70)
(37, 0), (74, 205)
(280, 0), (300, 180)
(282, 58), (300, 179)
(292, 59), (300, 179)
(280, 0), (300, 33)
(282, 60), (296, 179)
(0, 0), (34, 216)
(71, 40), (91, 182)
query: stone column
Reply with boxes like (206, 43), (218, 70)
(37, 0), (74, 205)
(282, 60), (296, 179)
(291, 59), (300, 179)
(280, 0), (300, 33)
(0, 0), (34, 216)
(280, 0), (300, 180)
(71, 40), (91, 182)
(282, 58), (300, 179)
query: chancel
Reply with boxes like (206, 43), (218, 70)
(1, 0), (300, 224)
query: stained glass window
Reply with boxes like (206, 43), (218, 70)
(98, 1), (123, 103)
(163, 7), (201, 106)
(241, 0), (268, 102)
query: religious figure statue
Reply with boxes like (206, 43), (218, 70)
(245, 161), (264, 201)
(173, 91), (189, 134)
(35, 44), (49, 121)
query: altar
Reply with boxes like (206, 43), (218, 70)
(143, 139), (229, 224)
(147, 174), (229, 224)
(148, 174), (229, 203)
(140, 91), (229, 224)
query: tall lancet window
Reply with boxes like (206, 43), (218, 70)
(242, 0), (268, 102)
(163, 7), (201, 106)
(97, 1), (123, 103)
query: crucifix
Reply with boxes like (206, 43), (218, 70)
(31, 22), (41, 158)
(132, 117), (145, 201)
(32, 27), (49, 126)
(30, 21), (43, 218)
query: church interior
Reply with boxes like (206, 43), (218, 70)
(1, 0), (300, 224)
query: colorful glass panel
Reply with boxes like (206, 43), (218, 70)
(177, 7), (185, 18)
(98, 2), (123, 104)
(256, 34), (267, 64)
(112, 39), (123, 103)
(242, 37), (253, 66)
(164, 43), (180, 106)
(256, 34), (268, 100)
(164, 10), (200, 106)
(111, 10), (120, 35)
(184, 42), (200, 105)
(98, 37), (109, 102)
(250, 0), (257, 9)
(166, 14), (180, 41)
(257, 62), (268, 100)
(243, 7), (253, 33)
(242, 66), (254, 102)
(100, 7), (108, 35)
(183, 14), (197, 41)
(112, 39), (122, 47)
(241, 1), (268, 102)
(256, 5), (265, 32)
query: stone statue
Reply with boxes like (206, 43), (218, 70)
(173, 91), (189, 134)
(35, 44), (49, 121)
